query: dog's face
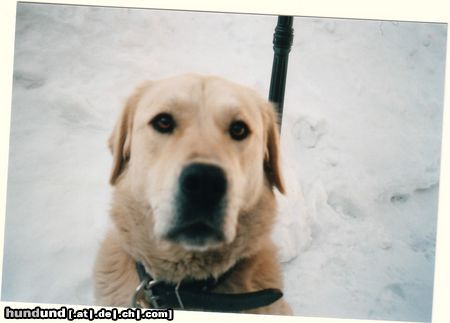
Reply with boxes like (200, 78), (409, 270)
(110, 74), (284, 252)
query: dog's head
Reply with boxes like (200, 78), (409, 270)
(109, 74), (284, 252)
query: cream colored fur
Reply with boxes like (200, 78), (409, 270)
(94, 74), (292, 315)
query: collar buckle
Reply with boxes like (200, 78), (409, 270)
(131, 277), (162, 308)
(145, 279), (162, 308)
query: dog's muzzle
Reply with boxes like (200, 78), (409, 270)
(166, 163), (227, 248)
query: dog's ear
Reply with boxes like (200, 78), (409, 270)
(109, 81), (151, 185)
(263, 102), (286, 194)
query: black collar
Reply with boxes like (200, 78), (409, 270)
(132, 261), (283, 312)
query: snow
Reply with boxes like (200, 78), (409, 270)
(1, 3), (446, 322)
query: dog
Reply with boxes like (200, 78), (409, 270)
(94, 73), (292, 315)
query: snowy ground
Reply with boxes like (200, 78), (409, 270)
(1, 3), (446, 322)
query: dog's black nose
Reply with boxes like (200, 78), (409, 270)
(179, 163), (227, 202)
(167, 163), (227, 248)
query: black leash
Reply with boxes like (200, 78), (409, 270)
(132, 262), (283, 312)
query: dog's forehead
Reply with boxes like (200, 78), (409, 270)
(139, 75), (262, 116)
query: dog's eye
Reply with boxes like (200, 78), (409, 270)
(150, 113), (176, 134)
(229, 120), (250, 141)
